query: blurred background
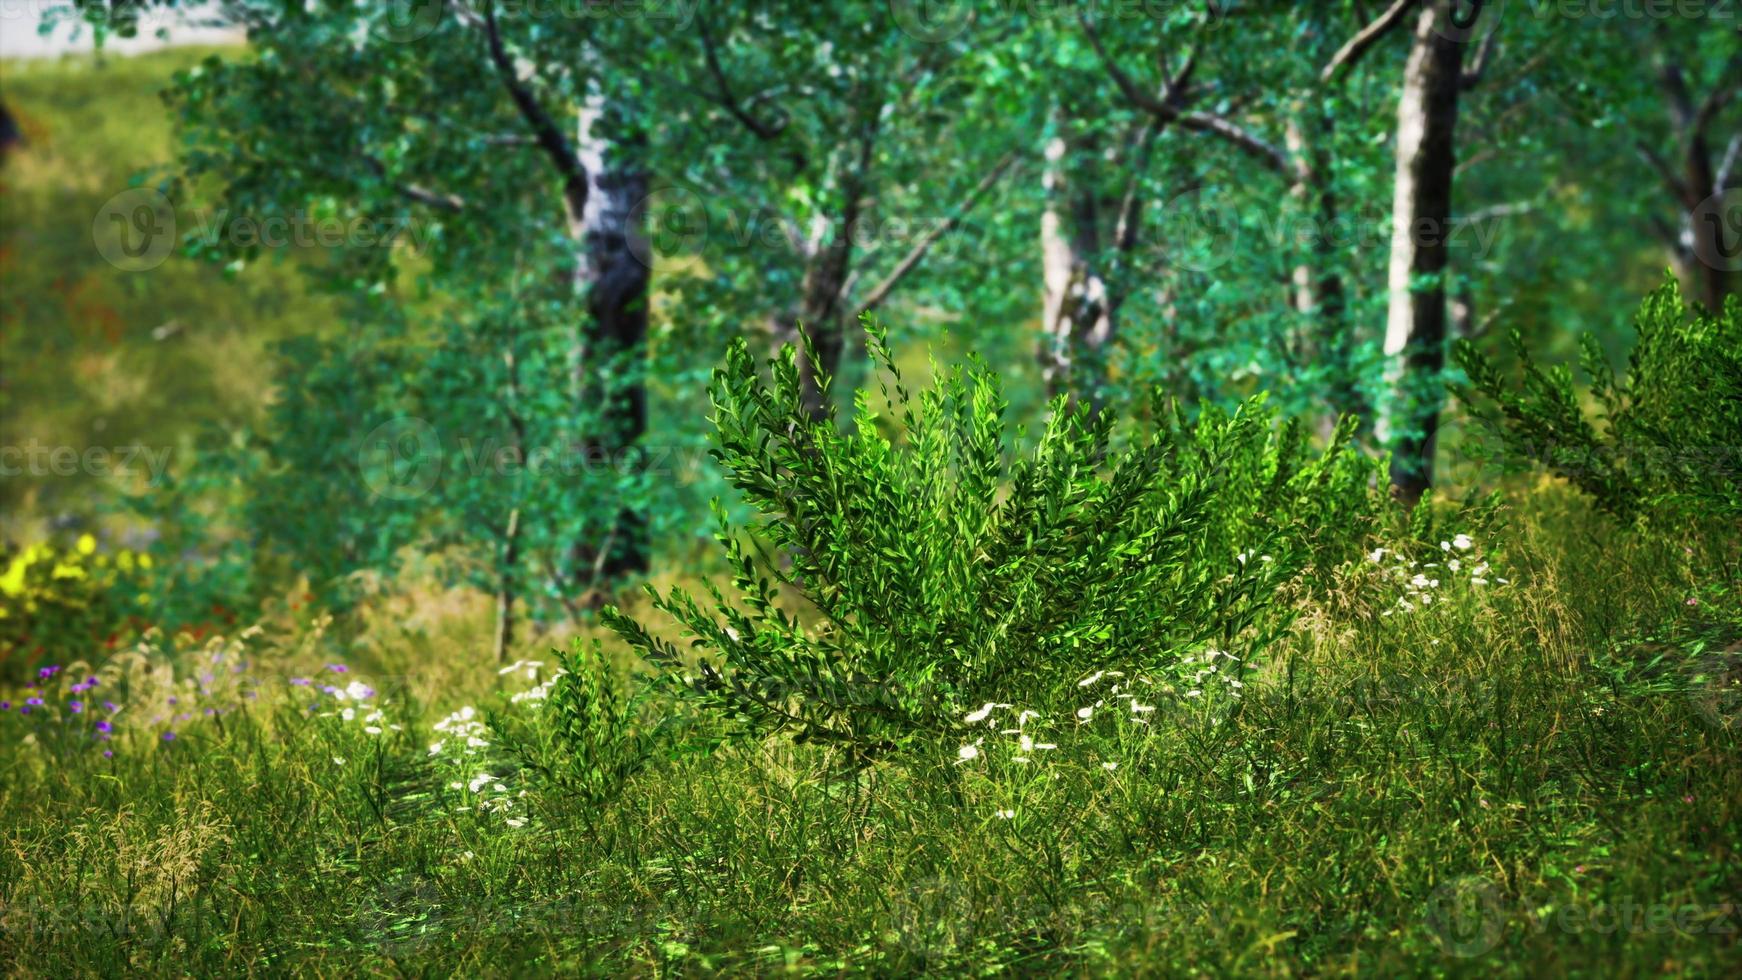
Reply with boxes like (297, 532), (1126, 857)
(1, 1), (1736, 675)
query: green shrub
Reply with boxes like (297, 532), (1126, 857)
(602, 324), (1388, 760)
(1453, 280), (1742, 524)
(0, 536), (158, 681)
(492, 640), (662, 811)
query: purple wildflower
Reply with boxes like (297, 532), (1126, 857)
(0, 701), (9, 711)
(69, 701), (84, 713)
(26, 697), (44, 707)
(290, 678), (312, 687)
(326, 664), (349, 674)
(96, 720), (112, 734)
(103, 750), (113, 758)
(162, 731), (176, 741)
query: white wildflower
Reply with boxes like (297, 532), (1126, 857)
(964, 702), (1008, 724)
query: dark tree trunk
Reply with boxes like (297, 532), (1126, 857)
(779, 116), (878, 421)
(1647, 56), (1742, 313)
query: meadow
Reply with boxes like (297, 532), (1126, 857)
(3, 11), (1740, 979)
(2, 482), (1738, 975)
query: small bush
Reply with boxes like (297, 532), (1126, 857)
(0, 536), (161, 681)
(1453, 280), (1742, 524)
(603, 324), (1388, 760)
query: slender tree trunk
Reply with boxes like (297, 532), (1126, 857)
(0, 101), (21, 163)
(1286, 106), (1363, 438)
(1039, 130), (1114, 411)
(570, 93), (650, 582)
(1650, 58), (1742, 312)
(494, 507), (520, 664)
(1378, 1), (1472, 502)
(774, 117), (878, 421)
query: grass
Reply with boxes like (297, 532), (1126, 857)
(1, 486), (1736, 976)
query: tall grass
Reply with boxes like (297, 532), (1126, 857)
(1, 484), (1735, 975)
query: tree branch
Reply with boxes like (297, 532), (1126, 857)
(473, 0), (589, 218)
(1691, 52), (1742, 139)
(1079, 11), (1293, 176)
(1637, 139), (1691, 204)
(362, 156), (467, 213)
(698, 14), (787, 141)
(850, 150), (1018, 318)
(1716, 133), (1741, 194)
(1320, 0), (1422, 83)
(1459, 28), (1498, 90)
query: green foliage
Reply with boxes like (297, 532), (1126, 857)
(0, 536), (158, 681)
(533, 640), (662, 809)
(604, 324), (1386, 758)
(1454, 280), (1742, 523)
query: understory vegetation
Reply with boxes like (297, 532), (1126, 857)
(4, 8), (1740, 977)
(4, 306), (1738, 975)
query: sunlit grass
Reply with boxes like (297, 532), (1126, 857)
(1, 485), (1735, 975)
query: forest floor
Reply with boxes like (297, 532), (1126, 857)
(1, 486), (1739, 975)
